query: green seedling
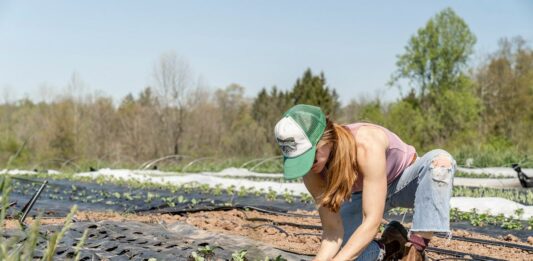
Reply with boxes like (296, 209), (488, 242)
(231, 249), (247, 261)
(238, 186), (248, 197)
(266, 189), (277, 201)
(123, 192), (133, 201)
(282, 191), (294, 204)
(200, 184), (210, 194)
(226, 185), (236, 195)
(299, 192), (313, 204)
(188, 244), (221, 261)
(213, 184), (223, 196)
(190, 251), (205, 261)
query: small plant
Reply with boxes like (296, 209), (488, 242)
(189, 244), (220, 261)
(200, 184), (210, 194)
(266, 188), (277, 201)
(226, 185), (236, 195)
(255, 188), (264, 197)
(213, 184), (223, 196)
(123, 192), (133, 201)
(162, 196), (177, 207)
(190, 251), (205, 261)
(238, 186), (248, 197)
(514, 208), (524, 219)
(191, 198), (199, 207)
(299, 192), (313, 204)
(282, 190), (294, 204)
(178, 195), (188, 204)
(145, 192), (156, 203)
(231, 249), (247, 261)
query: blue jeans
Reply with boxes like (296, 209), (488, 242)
(339, 149), (457, 260)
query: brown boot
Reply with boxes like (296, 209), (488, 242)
(378, 221), (408, 260)
(401, 243), (425, 261)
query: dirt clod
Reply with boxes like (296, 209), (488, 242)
(502, 233), (520, 242)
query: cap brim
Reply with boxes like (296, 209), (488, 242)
(283, 145), (316, 180)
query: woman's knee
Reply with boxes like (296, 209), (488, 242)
(426, 150), (456, 187)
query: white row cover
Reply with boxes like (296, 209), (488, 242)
(452, 177), (522, 188)
(0, 169), (61, 175)
(1, 168), (528, 189)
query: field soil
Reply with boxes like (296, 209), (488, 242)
(6, 209), (532, 260)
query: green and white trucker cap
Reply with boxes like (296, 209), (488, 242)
(274, 104), (326, 179)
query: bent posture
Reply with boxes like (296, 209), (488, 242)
(274, 104), (456, 261)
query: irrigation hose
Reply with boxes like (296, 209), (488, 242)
(426, 247), (507, 261)
(19, 180), (48, 223)
(433, 233), (533, 252)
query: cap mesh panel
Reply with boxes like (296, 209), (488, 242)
(286, 105), (326, 145)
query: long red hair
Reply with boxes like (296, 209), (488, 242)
(317, 118), (358, 212)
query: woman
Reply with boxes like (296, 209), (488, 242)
(274, 104), (456, 261)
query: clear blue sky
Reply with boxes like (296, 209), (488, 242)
(1, 1), (531, 104)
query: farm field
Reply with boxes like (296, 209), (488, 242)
(2, 165), (533, 260)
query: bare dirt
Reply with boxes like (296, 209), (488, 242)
(6, 210), (532, 260)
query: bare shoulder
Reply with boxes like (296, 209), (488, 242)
(353, 125), (389, 150)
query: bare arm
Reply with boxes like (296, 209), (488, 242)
(333, 127), (388, 261)
(303, 170), (343, 261)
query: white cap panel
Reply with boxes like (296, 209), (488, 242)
(274, 116), (312, 157)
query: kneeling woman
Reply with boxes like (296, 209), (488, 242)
(274, 104), (456, 261)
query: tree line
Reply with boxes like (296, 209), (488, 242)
(1, 8), (531, 169)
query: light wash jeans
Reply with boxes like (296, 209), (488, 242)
(339, 149), (457, 260)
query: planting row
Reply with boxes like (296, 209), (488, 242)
(6, 175), (533, 233)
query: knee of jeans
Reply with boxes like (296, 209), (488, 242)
(429, 152), (455, 186)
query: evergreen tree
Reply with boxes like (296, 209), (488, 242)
(291, 68), (340, 117)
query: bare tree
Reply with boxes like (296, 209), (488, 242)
(153, 52), (193, 155)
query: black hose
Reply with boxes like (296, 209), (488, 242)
(242, 224), (290, 236)
(426, 247), (507, 261)
(138, 204), (319, 218)
(244, 217), (321, 230)
(433, 233), (533, 252)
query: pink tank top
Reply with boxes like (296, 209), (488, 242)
(345, 123), (417, 192)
